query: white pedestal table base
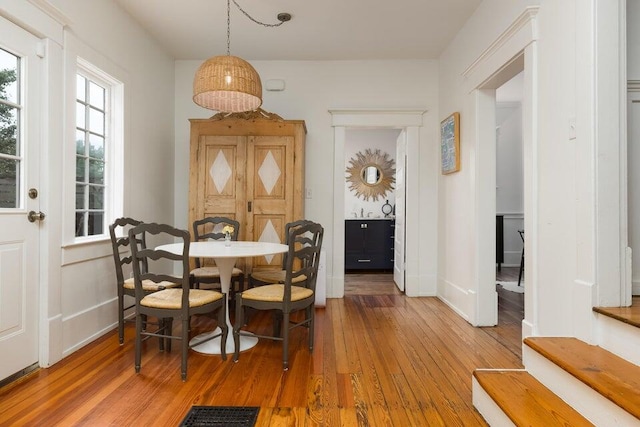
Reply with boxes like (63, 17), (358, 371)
(189, 327), (258, 354)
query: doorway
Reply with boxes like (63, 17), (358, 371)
(330, 109), (425, 299)
(344, 128), (401, 295)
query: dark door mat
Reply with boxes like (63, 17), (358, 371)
(179, 406), (260, 427)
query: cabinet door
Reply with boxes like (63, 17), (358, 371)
(247, 136), (295, 270)
(364, 221), (388, 257)
(193, 135), (247, 230)
(345, 221), (365, 252)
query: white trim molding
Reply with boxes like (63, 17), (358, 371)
(329, 109), (427, 299)
(462, 6), (539, 83)
(26, 0), (72, 27)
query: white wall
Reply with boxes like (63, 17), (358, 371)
(438, 0), (627, 335)
(175, 60), (439, 295)
(437, 0), (539, 325)
(344, 129), (399, 219)
(1, 0), (175, 364)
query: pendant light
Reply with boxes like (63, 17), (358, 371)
(193, 0), (290, 113)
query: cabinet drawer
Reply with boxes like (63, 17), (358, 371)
(345, 253), (390, 270)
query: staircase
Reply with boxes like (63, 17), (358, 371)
(473, 298), (640, 426)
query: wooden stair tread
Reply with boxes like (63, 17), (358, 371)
(474, 370), (593, 426)
(524, 337), (640, 419)
(593, 296), (640, 328)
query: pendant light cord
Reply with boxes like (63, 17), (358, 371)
(226, 0), (231, 55)
(226, 0), (289, 56)
(231, 0), (288, 28)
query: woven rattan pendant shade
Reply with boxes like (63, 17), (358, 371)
(193, 55), (263, 113)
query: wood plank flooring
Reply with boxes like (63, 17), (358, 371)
(0, 274), (524, 426)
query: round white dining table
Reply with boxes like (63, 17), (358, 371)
(156, 240), (288, 355)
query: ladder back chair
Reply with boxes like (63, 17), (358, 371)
(192, 217), (245, 301)
(109, 217), (180, 345)
(248, 219), (310, 288)
(129, 222), (227, 381)
(233, 220), (324, 370)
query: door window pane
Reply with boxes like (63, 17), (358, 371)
(0, 105), (17, 156)
(0, 48), (21, 210)
(0, 49), (18, 104)
(0, 158), (18, 208)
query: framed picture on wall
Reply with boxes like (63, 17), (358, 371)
(440, 112), (460, 174)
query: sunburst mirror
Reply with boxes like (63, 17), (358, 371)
(346, 149), (395, 201)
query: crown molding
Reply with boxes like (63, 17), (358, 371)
(27, 0), (72, 27)
(463, 6), (540, 79)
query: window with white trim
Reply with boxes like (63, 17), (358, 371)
(73, 60), (123, 240)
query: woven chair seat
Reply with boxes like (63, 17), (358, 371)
(241, 284), (313, 302)
(191, 266), (243, 278)
(123, 277), (179, 292)
(250, 269), (306, 284)
(141, 289), (224, 309)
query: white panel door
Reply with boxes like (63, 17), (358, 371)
(0, 17), (42, 381)
(393, 131), (406, 291)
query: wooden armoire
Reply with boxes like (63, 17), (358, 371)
(188, 109), (306, 273)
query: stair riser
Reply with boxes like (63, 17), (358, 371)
(471, 377), (517, 427)
(523, 345), (639, 426)
(596, 313), (640, 367)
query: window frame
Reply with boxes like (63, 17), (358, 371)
(0, 46), (24, 210)
(65, 56), (123, 246)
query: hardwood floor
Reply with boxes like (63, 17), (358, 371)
(0, 274), (523, 426)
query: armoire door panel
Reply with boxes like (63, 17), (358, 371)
(204, 144), (239, 197)
(252, 215), (285, 268)
(196, 135), (247, 238)
(252, 146), (285, 199)
(246, 136), (295, 253)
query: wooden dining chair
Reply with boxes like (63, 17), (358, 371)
(109, 217), (180, 345)
(248, 219), (309, 288)
(129, 222), (228, 381)
(191, 217), (245, 301)
(233, 220), (323, 370)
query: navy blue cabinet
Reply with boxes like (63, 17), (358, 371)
(345, 219), (394, 270)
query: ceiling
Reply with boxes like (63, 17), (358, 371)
(113, 0), (483, 61)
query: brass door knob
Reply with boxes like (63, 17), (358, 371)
(27, 211), (46, 222)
